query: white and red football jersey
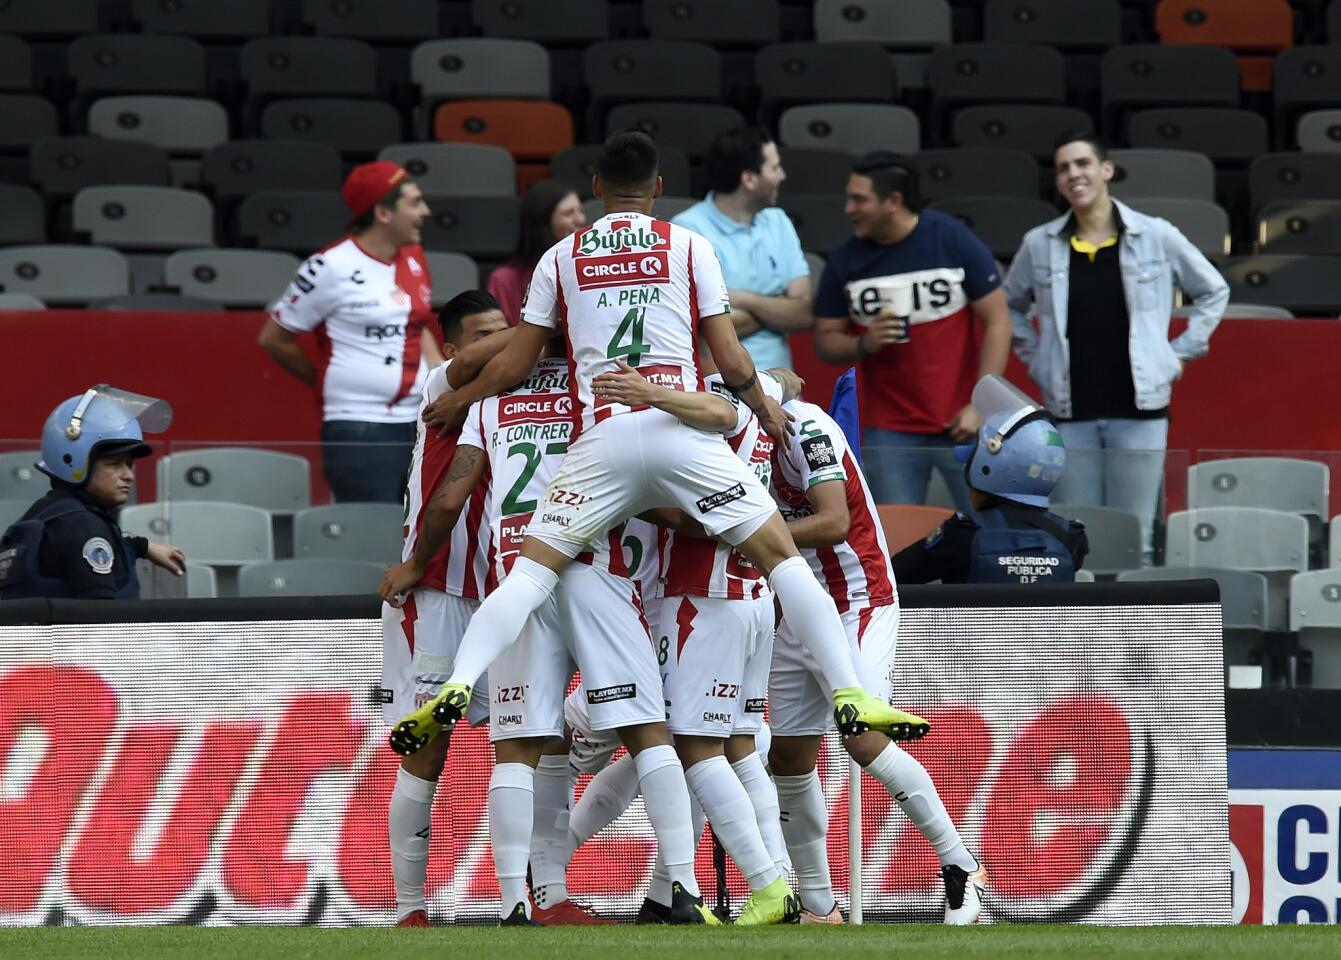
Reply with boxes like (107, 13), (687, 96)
(519, 212), (731, 438)
(401, 362), (492, 599)
(769, 399), (897, 614)
(270, 237), (434, 423)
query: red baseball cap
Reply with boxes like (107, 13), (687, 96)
(342, 161), (409, 223)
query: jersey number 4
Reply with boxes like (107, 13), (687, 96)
(606, 307), (651, 367)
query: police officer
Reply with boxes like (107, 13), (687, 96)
(0, 386), (186, 600)
(892, 375), (1088, 584)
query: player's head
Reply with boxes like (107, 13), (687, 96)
(846, 152), (921, 241)
(38, 386), (171, 503)
(1053, 131), (1113, 214)
(344, 161), (430, 247)
(593, 131), (663, 211)
(704, 127), (786, 210)
(954, 376), (1066, 508)
(437, 289), (508, 354)
(514, 178), (586, 270)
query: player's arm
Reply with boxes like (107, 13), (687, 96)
(783, 478), (850, 548)
(730, 275), (813, 333)
(257, 317), (317, 385)
(700, 311), (793, 443)
(765, 367), (805, 404)
(425, 321), (549, 434)
(378, 443), (486, 604)
(592, 360), (737, 432)
(445, 326), (517, 390)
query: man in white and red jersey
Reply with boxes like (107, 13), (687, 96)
(397, 132), (927, 783)
(259, 160), (444, 503)
(764, 395), (986, 926)
(377, 290), (508, 928)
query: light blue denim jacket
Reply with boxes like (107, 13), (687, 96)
(1002, 198), (1229, 419)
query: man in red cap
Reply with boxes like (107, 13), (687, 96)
(259, 161), (444, 502)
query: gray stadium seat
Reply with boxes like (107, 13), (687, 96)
(814, 0), (951, 46)
(1101, 45), (1240, 139)
(0, 294), (45, 309)
(1167, 507), (1309, 572)
(1288, 569), (1341, 687)
(780, 104), (921, 157)
(1074, 568), (1096, 582)
(473, 0), (610, 43)
(67, 34), (207, 105)
(301, 0), (437, 42)
(0, 245), (130, 305)
(239, 37), (378, 104)
(1258, 200), (1341, 256)
(0, 453), (43, 500)
(201, 140), (344, 202)
(163, 248), (301, 308)
(411, 39), (551, 106)
(293, 503), (404, 563)
(73, 186), (215, 251)
(93, 293), (222, 311)
(0, 94), (57, 152)
(1296, 110), (1341, 153)
(120, 501), (274, 566)
(607, 102), (749, 161)
(1333, 517), (1341, 569)
(29, 137), (171, 200)
(88, 96), (230, 155)
(550, 144), (691, 199)
(951, 104), (1094, 159)
(1220, 255), (1341, 316)
(1108, 149), (1215, 203)
(0, 184), (45, 246)
(132, 0), (271, 38)
(1127, 108), (1268, 165)
(0, 35), (31, 92)
(779, 149), (851, 196)
(377, 143), (517, 197)
(157, 448), (311, 513)
(0, 498), (29, 533)
(423, 251), (480, 308)
(929, 43), (1067, 139)
(983, 0), (1121, 49)
(420, 195), (520, 258)
(1249, 153), (1341, 217)
(185, 561), (218, 598)
(1051, 504), (1142, 576)
(1275, 46), (1341, 146)
(261, 99), (403, 158)
(236, 190), (348, 255)
(644, 0), (780, 46)
(0, 0), (98, 37)
(1188, 458), (1328, 521)
(929, 196), (1059, 261)
(757, 42), (898, 129)
(805, 251), (825, 294)
(1122, 197), (1229, 258)
(238, 558), (386, 597)
(1118, 565), (1269, 667)
(912, 149), (1039, 203)
(585, 40), (720, 130)
(780, 195), (852, 256)
(581, 195), (698, 226)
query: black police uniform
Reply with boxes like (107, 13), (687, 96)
(891, 496), (1088, 585)
(0, 486), (146, 599)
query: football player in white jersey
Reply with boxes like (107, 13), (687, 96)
(396, 131), (927, 773)
(765, 397), (985, 926)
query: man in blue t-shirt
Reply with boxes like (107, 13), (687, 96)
(813, 152), (1012, 511)
(673, 127), (812, 371)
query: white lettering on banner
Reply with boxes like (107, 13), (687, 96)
(0, 601), (1227, 925)
(845, 268), (969, 328)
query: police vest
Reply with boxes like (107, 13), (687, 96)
(0, 497), (140, 600)
(967, 507), (1076, 584)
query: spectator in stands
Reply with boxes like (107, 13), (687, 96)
(1004, 132), (1228, 560)
(813, 152), (1012, 512)
(488, 179), (586, 325)
(672, 127), (813, 370)
(0, 386), (186, 600)
(259, 161), (445, 504)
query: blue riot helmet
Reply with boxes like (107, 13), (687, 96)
(953, 375), (1065, 508)
(37, 385), (173, 484)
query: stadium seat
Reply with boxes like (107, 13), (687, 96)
(300, 0), (438, 41)
(29, 137), (171, 200)
(0, 36), (33, 91)
(1106, 148), (1216, 203)
(419, 195), (521, 258)
(929, 196), (1059, 260)
(1167, 507), (1308, 573)
(120, 501), (274, 566)
(0, 452), (43, 500)
(432, 100), (574, 163)
(912, 149), (1040, 203)
(1154, 0), (1293, 93)
(1257, 200), (1341, 256)
(239, 37), (378, 112)
(1074, 568), (1096, 582)
(293, 502), (404, 564)
(235, 190), (349, 255)
(0, 94), (57, 154)
(606, 102), (748, 161)
(928, 43), (1067, 142)
(411, 39), (551, 112)
(260, 98), (404, 158)
(0, 0), (98, 37)
(551, 144), (691, 198)
(950, 104), (1094, 159)
(1051, 504), (1142, 576)
(0, 184), (46, 246)
(1220, 255), (1341, 315)
(1100, 45), (1240, 139)
(88, 96), (230, 155)
(67, 35), (207, 108)
(814, 0), (952, 46)
(643, 0), (781, 46)
(874, 504), (954, 553)
(756, 42), (898, 129)
(581, 195), (698, 225)
(185, 561), (218, 598)
(237, 558), (386, 597)
(157, 448), (311, 513)
(378, 143), (517, 196)
(473, 0), (610, 42)
(423, 251), (480, 308)
(131, 0), (272, 39)
(0, 245), (130, 305)
(1288, 569), (1341, 687)
(200, 140), (344, 203)
(805, 250), (825, 293)
(1188, 457), (1328, 521)
(585, 41), (721, 130)
(780, 194), (853, 256)
(0, 498), (27, 534)
(163, 248), (301, 308)
(1118, 565), (1269, 666)
(983, 0), (1122, 50)
(779, 104), (921, 157)
(73, 186), (215, 251)
(779, 149), (851, 195)
(1120, 197), (1230, 257)
(1249, 152), (1341, 217)
(1126, 108), (1269, 166)
(1275, 46), (1341, 147)
(92, 293), (221, 311)
(0, 294), (45, 310)
(1296, 110), (1341, 152)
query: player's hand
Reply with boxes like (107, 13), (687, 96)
(423, 392), (469, 436)
(861, 311), (908, 352)
(379, 561), (424, 606)
(946, 403), (982, 442)
(766, 367), (806, 403)
(755, 395), (795, 444)
(146, 542), (187, 576)
(592, 360), (658, 407)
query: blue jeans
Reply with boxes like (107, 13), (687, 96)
(861, 428), (974, 512)
(1052, 418), (1168, 560)
(320, 420), (416, 504)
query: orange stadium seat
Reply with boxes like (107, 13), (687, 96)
(876, 504), (956, 554)
(1155, 0), (1294, 92)
(433, 99), (575, 191)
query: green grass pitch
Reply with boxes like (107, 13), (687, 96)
(2, 925), (1335, 960)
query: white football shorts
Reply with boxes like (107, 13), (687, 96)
(381, 589), (490, 727)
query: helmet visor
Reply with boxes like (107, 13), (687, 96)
(970, 374), (1042, 423)
(73, 385), (174, 435)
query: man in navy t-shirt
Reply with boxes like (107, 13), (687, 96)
(812, 153), (1012, 511)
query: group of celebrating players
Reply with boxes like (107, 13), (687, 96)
(370, 131), (986, 928)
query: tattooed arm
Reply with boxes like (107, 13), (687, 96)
(379, 443), (486, 605)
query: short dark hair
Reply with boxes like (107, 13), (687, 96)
(438, 289), (500, 345)
(512, 178), (579, 272)
(703, 126), (773, 196)
(852, 152), (921, 211)
(1053, 130), (1109, 164)
(350, 182), (405, 233)
(597, 130), (659, 192)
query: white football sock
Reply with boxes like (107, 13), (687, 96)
(863, 742), (976, 872)
(650, 794), (706, 907)
(731, 752), (788, 876)
(685, 756), (778, 892)
(774, 770), (836, 916)
(633, 744), (700, 897)
(768, 556), (861, 691)
(530, 753), (572, 908)
(447, 558), (559, 688)
(568, 752), (641, 847)
(388, 766), (436, 921)
(489, 762), (535, 919)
